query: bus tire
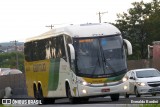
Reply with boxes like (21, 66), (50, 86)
(33, 84), (38, 99)
(80, 97), (89, 103)
(110, 93), (119, 101)
(37, 84), (44, 104)
(38, 84), (44, 99)
(43, 98), (55, 104)
(66, 85), (77, 104)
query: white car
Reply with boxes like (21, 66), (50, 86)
(123, 68), (160, 98)
(0, 69), (22, 75)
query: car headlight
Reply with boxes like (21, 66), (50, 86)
(137, 82), (146, 86)
(122, 77), (128, 82)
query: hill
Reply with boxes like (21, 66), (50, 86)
(0, 42), (24, 47)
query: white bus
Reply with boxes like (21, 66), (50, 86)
(24, 23), (132, 103)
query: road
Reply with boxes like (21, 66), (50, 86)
(9, 94), (160, 107)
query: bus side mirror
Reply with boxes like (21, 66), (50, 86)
(68, 44), (75, 60)
(123, 39), (132, 55)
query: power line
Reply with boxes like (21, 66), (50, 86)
(97, 11), (108, 23)
(46, 24), (54, 29)
(10, 40), (19, 69)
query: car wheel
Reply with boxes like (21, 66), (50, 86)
(110, 93), (119, 101)
(135, 87), (141, 97)
(125, 93), (129, 98)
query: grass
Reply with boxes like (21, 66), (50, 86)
(0, 105), (12, 107)
(140, 104), (160, 107)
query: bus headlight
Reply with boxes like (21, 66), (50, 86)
(77, 80), (90, 86)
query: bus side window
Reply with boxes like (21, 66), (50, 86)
(65, 35), (72, 64)
(67, 44), (71, 67)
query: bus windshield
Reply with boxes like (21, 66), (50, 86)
(73, 35), (127, 78)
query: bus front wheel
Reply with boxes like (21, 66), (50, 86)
(110, 93), (119, 101)
(66, 85), (77, 104)
(33, 84), (38, 98)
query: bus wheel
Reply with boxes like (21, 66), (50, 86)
(44, 98), (55, 104)
(33, 84), (38, 98)
(38, 85), (44, 99)
(80, 98), (89, 103)
(66, 85), (77, 104)
(110, 93), (119, 101)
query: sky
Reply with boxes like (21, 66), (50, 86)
(0, 0), (152, 43)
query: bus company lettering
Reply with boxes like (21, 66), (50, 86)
(33, 63), (46, 72)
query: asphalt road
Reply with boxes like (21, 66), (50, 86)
(10, 94), (160, 107)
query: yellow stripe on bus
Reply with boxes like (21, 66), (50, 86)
(83, 77), (107, 84)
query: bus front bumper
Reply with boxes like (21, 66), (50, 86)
(77, 82), (128, 97)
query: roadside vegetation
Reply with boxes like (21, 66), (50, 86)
(140, 104), (160, 107)
(0, 52), (24, 72)
(115, 0), (160, 60)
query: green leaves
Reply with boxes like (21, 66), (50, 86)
(0, 52), (24, 72)
(115, 0), (160, 60)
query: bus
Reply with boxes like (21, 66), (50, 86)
(24, 23), (132, 103)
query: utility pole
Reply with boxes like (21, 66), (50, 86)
(97, 11), (108, 23)
(10, 40), (19, 69)
(46, 24), (54, 29)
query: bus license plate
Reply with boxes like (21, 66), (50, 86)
(101, 88), (110, 92)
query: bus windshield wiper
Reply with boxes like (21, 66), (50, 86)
(99, 41), (118, 76)
(90, 50), (101, 77)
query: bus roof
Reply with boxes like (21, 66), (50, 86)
(25, 23), (121, 42)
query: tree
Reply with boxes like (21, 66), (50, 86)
(0, 52), (24, 72)
(115, 0), (160, 59)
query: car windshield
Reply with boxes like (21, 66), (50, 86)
(73, 35), (127, 78)
(136, 69), (160, 78)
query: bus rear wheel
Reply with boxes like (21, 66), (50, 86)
(37, 85), (44, 104)
(37, 85), (55, 104)
(33, 84), (38, 98)
(110, 93), (119, 101)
